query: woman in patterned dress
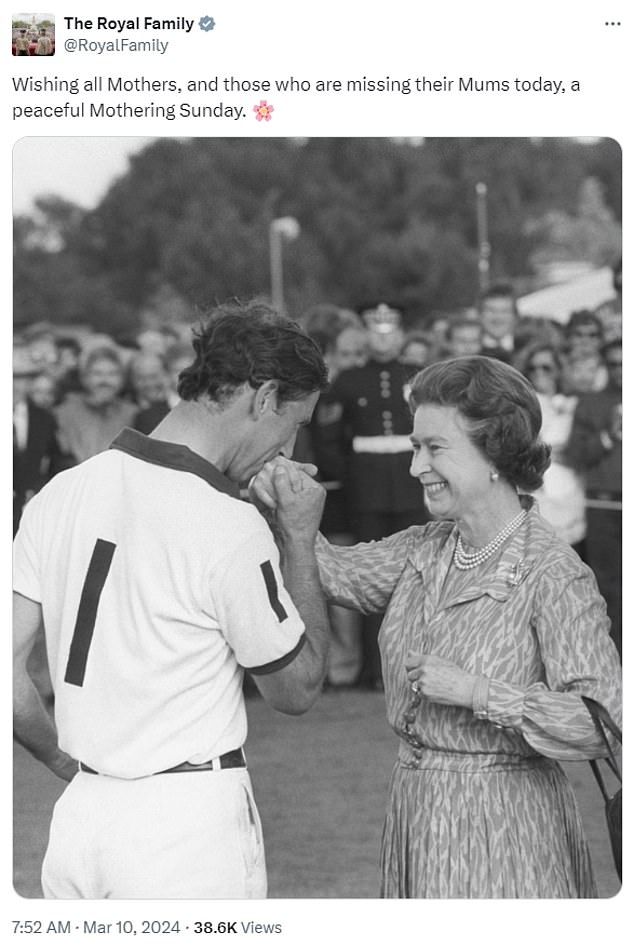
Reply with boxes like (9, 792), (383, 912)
(252, 355), (621, 898)
(321, 356), (622, 897)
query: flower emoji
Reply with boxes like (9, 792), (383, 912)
(254, 100), (274, 122)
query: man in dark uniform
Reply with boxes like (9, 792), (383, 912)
(319, 304), (428, 688)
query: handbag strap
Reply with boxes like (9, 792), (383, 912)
(581, 696), (622, 783)
(588, 759), (612, 805)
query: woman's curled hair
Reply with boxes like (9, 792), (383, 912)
(409, 356), (551, 492)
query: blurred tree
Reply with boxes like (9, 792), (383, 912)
(14, 198), (136, 335)
(13, 138), (622, 335)
(525, 175), (622, 272)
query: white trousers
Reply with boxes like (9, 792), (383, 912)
(42, 768), (267, 898)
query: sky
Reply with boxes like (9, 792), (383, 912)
(13, 11), (54, 21)
(13, 135), (605, 219)
(12, 137), (155, 215)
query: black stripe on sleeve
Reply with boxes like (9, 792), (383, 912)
(64, 539), (116, 687)
(248, 633), (306, 676)
(259, 559), (288, 622)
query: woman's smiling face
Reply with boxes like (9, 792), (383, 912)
(409, 403), (493, 520)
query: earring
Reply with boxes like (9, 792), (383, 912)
(490, 470), (499, 482)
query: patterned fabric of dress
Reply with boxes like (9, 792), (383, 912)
(315, 498), (622, 898)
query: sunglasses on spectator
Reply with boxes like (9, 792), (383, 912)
(571, 328), (600, 338)
(606, 358), (622, 368)
(527, 362), (556, 373)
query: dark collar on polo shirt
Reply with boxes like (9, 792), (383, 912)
(110, 428), (240, 499)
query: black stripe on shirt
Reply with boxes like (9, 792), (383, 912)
(260, 559), (288, 622)
(64, 539), (116, 687)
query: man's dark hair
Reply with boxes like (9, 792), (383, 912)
(56, 335), (82, 356)
(567, 309), (602, 336)
(480, 283), (517, 314)
(482, 282), (515, 300)
(178, 300), (329, 405)
(447, 317), (482, 340)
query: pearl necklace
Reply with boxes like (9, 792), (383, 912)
(453, 509), (527, 570)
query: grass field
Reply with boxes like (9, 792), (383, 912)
(13, 689), (620, 900)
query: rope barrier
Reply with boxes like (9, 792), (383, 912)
(585, 499), (622, 511)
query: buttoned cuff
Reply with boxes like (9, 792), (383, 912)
(472, 675), (490, 720)
(480, 678), (526, 730)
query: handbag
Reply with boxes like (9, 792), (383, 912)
(581, 696), (622, 882)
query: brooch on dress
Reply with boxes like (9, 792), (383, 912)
(506, 559), (530, 587)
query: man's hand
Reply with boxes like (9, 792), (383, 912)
(249, 456), (318, 511)
(405, 651), (477, 710)
(14, 592), (77, 783)
(266, 462), (325, 544)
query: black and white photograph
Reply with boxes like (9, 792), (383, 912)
(13, 137), (622, 900)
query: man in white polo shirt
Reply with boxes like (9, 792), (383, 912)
(13, 301), (330, 899)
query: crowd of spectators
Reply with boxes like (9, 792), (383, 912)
(13, 274), (623, 691)
(12, 323), (192, 535)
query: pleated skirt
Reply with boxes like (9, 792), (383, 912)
(380, 752), (596, 898)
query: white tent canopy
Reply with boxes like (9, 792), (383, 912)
(517, 267), (616, 325)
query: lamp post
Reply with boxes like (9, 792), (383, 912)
(475, 182), (490, 295)
(269, 216), (300, 313)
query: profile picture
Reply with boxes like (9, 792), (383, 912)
(12, 12), (55, 55)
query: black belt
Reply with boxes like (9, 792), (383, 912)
(79, 747), (246, 776)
